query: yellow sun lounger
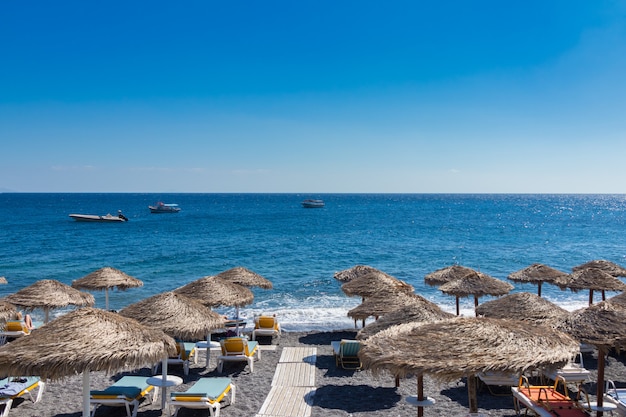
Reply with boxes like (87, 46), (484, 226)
(251, 315), (281, 341)
(0, 376), (45, 417)
(169, 377), (235, 417)
(89, 376), (155, 417)
(217, 337), (260, 373)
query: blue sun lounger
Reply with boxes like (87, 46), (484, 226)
(169, 377), (235, 417)
(0, 376), (45, 417)
(90, 376), (155, 417)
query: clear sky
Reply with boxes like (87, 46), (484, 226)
(1, 1), (625, 193)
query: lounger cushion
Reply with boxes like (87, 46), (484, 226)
(171, 377), (231, 401)
(0, 377), (39, 397)
(90, 376), (150, 399)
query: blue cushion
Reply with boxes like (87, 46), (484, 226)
(90, 376), (149, 399)
(172, 378), (231, 401)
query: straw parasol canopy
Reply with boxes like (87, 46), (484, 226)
(563, 268), (626, 305)
(357, 297), (454, 340)
(360, 317), (579, 414)
(341, 271), (414, 299)
(0, 277), (7, 284)
(424, 265), (481, 286)
(573, 260), (626, 277)
(119, 291), (226, 341)
(348, 292), (442, 323)
(606, 291), (626, 309)
(4, 279), (95, 322)
(174, 276), (254, 308)
(0, 301), (17, 322)
(72, 266), (143, 311)
(554, 301), (626, 415)
(475, 292), (570, 325)
(438, 271), (513, 316)
(507, 263), (570, 297)
(215, 266), (273, 289)
(334, 265), (387, 283)
(0, 307), (177, 417)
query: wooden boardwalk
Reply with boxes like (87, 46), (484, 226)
(256, 347), (317, 417)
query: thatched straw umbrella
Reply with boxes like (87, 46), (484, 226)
(424, 265), (480, 287)
(606, 291), (626, 309)
(438, 271), (513, 316)
(0, 277), (7, 284)
(573, 260), (626, 277)
(0, 307), (177, 417)
(119, 292), (226, 406)
(0, 301), (17, 322)
(334, 265), (387, 283)
(564, 268), (626, 305)
(475, 292), (570, 326)
(71, 266), (143, 311)
(360, 317), (579, 415)
(4, 279), (95, 323)
(554, 302), (626, 416)
(174, 276), (254, 308)
(348, 292), (438, 324)
(215, 266), (273, 289)
(507, 263), (569, 297)
(341, 271), (414, 299)
(357, 299), (454, 341)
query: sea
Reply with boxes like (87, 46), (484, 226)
(1, 193), (625, 332)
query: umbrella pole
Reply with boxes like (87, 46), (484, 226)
(456, 297), (460, 316)
(105, 289), (109, 311)
(206, 332), (211, 368)
(161, 356), (168, 410)
(474, 296), (479, 316)
(467, 374), (478, 413)
(44, 308), (50, 323)
(589, 290), (594, 305)
(417, 375), (424, 417)
(596, 347), (606, 417)
(537, 282), (542, 297)
(82, 371), (90, 417)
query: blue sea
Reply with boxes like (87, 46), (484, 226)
(1, 193), (625, 331)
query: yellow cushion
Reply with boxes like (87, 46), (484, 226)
(5, 321), (27, 332)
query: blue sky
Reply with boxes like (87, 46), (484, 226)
(1, 1), (625, 193)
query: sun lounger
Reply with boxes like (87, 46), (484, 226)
(251, 315), (281, 341)
(542, 352), (591, 385)
(89, 375), (155, 417)
(512, 376), (590, 417)
(331, 339), (362, 370)
(604, 380), (626, 416)
(217, 337), (260, 373)
(0, 376), (45, 417)
(153, 341), (197, 376)
(0, 321), (31, 344)
(477, 371), (521, 396)
(169, 377), (235, 417)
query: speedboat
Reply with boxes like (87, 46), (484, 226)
(69, 211), (128, 222)
(301, 199), (325, 208)
(149, 202), (181, 213)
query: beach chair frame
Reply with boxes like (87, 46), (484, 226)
(0, 377), (45, 417)
(89, 376), (156, 417)
(217, 337), (260, 373)
(169, 377), (235, 417)
(331, 340), (362, 370)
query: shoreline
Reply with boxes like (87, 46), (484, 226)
(10, 329), (626, 417)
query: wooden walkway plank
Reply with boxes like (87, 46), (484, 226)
(257, 386), (315, 417)
(278, 346), (317, 363)
(272, 362), (316, 387)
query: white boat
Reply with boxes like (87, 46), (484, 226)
(149, 202), (181, 213)
(301, 199), (325, 208)
(69, 211), (128, 222)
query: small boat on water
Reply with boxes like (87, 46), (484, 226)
(69, 211), (128, 222)
(301, 199), (325, 208)
(149, 202), (181, 213)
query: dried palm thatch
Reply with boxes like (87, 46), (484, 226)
(348, 292), (441, 322)
(0, 277), (7, 284)
(564, 268), (626, 305)
(438, 271), (513, 315)
(4, 279), (95, 322)
(475, 292), (569, 325)
(119, 292), (226, 341)
(174, 276), (254, 308)
(507, 263), (569, 296)
(0, 307), (177, 380)
(606, 291), (626, 309)
(0, 301), (17, 322)
(72, 266), (143, 310)
(341, 271), (414, 298)
(357, 298), (454, 340)
(216, 266), (273, 289)
(554, 301), (626, 412)
(360, 317), (578, 414)
(424, 265), (479, 286)
(334, 265), (386, 283)
(573, 260), (626, 277)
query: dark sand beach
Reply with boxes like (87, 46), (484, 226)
(9, 329), (626, 417)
